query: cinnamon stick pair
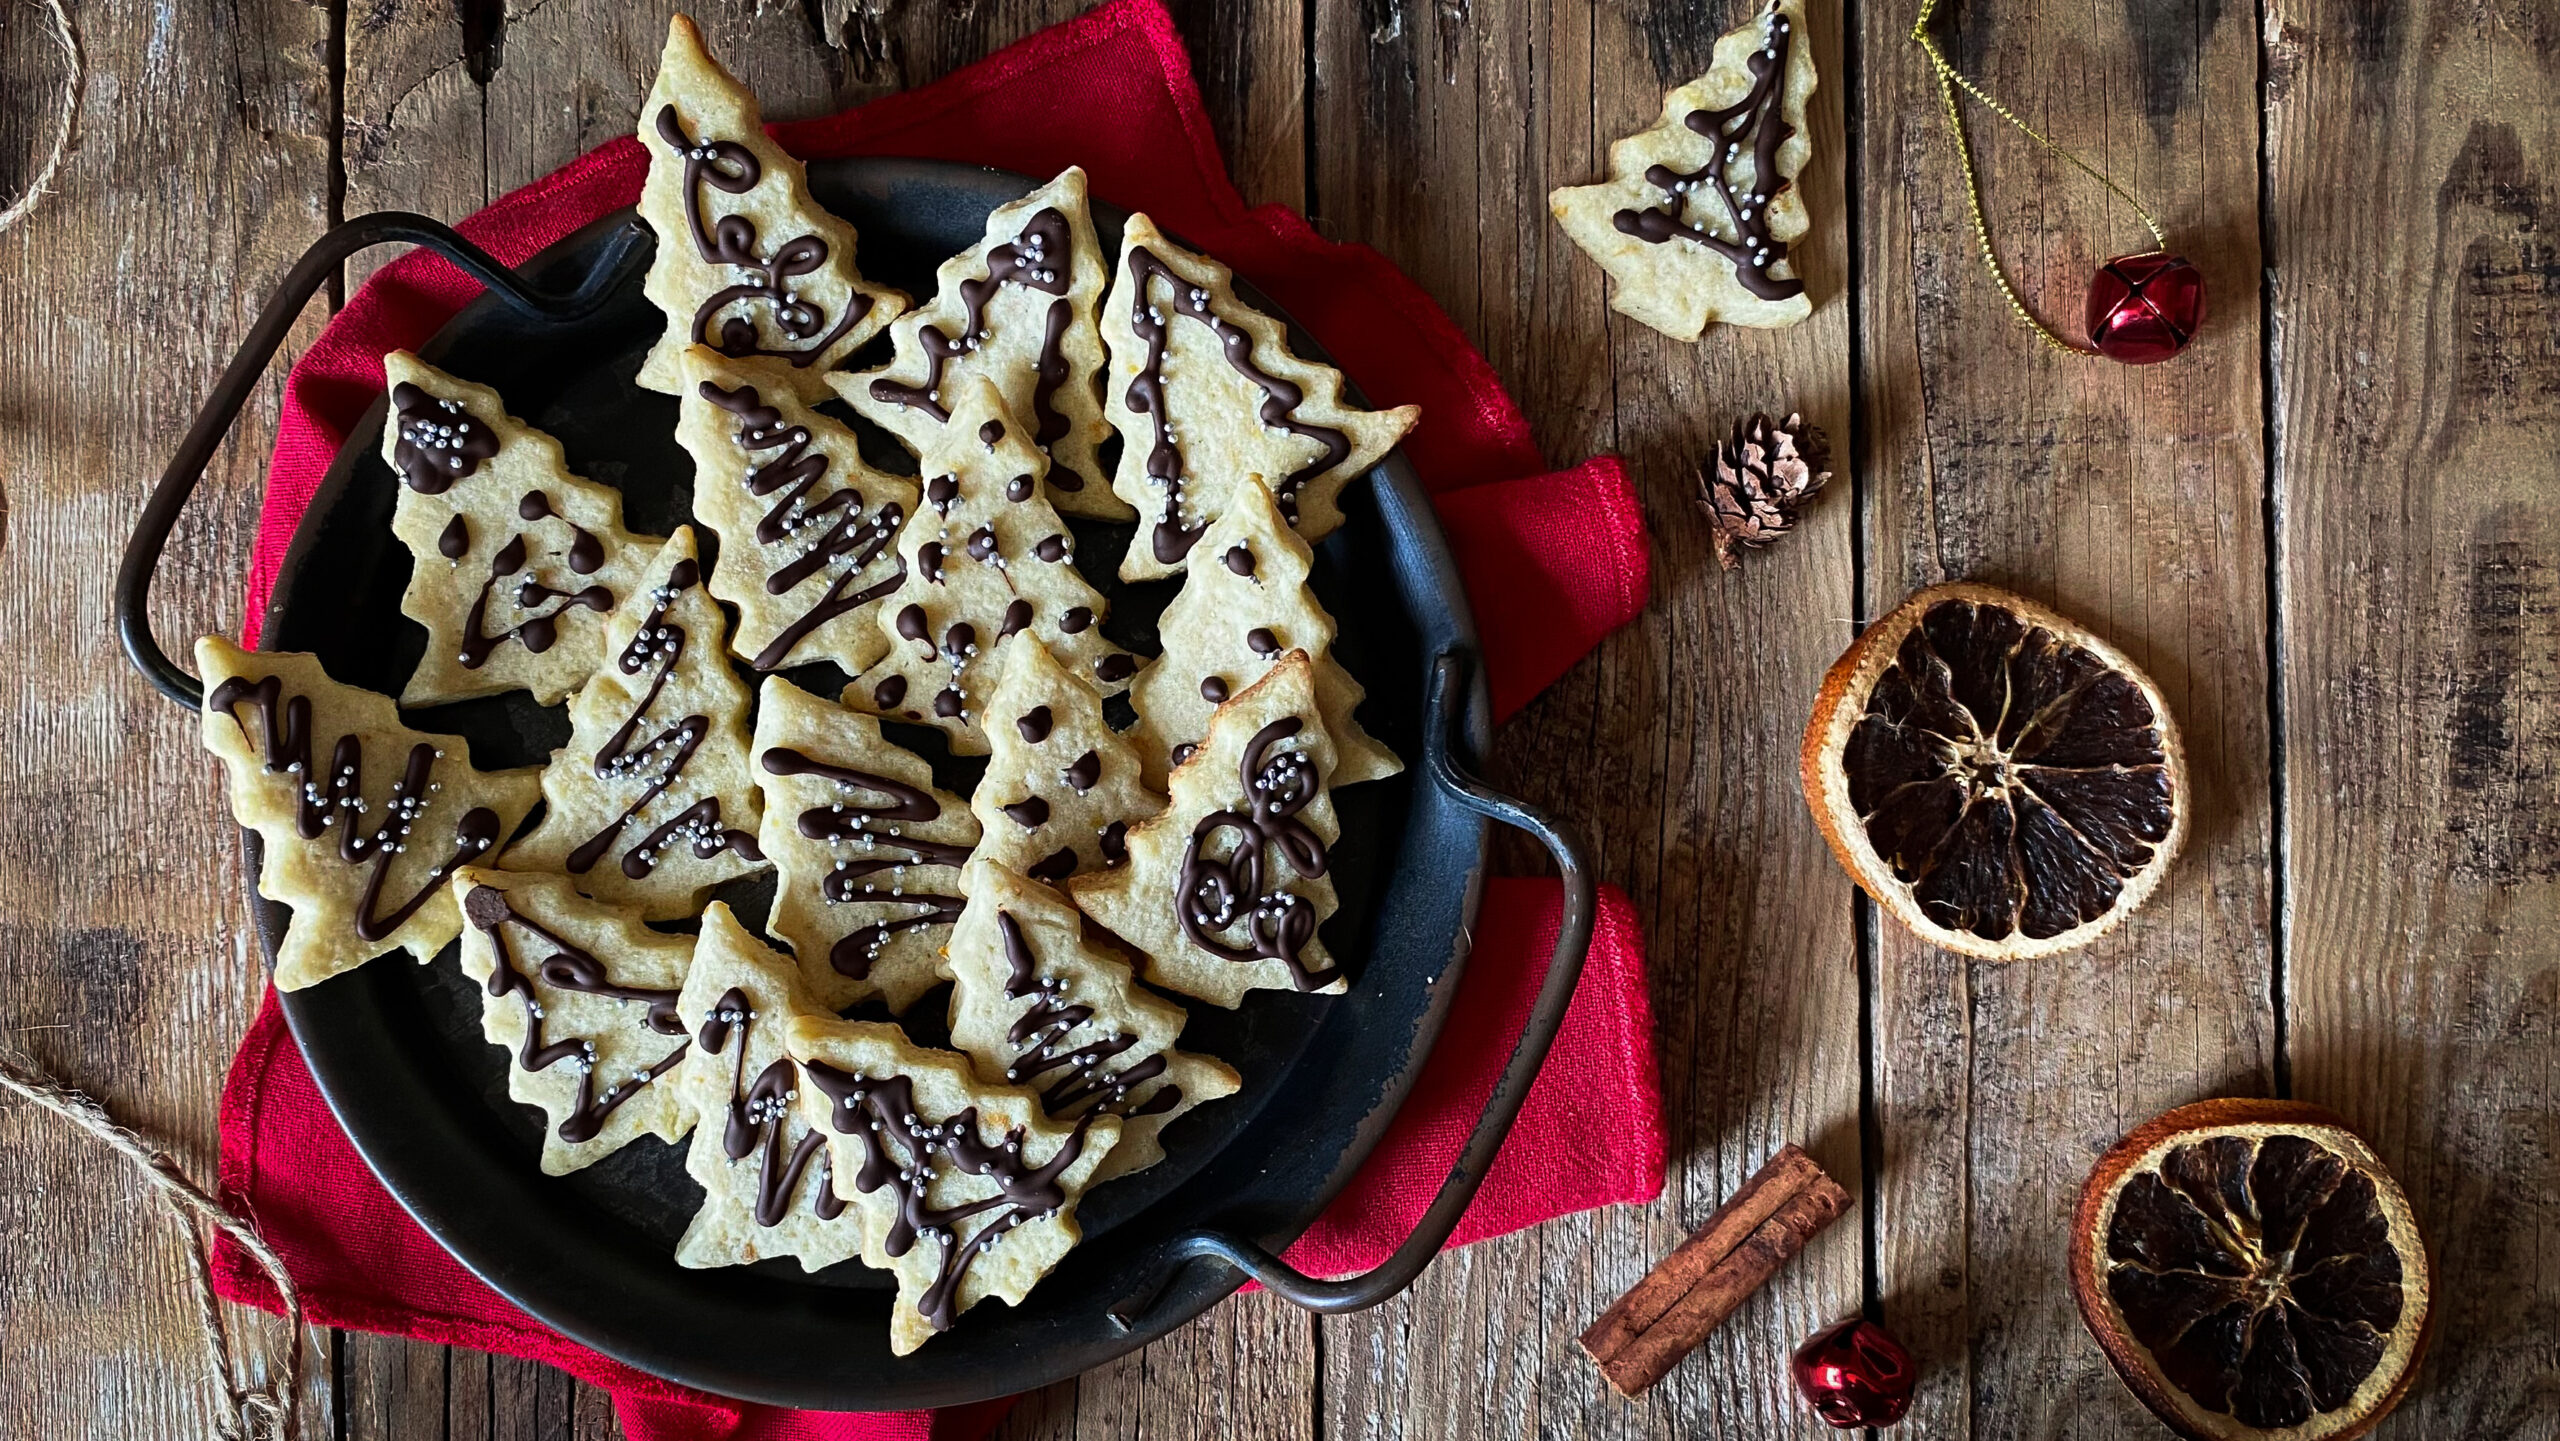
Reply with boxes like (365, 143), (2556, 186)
(1579, 1143), (1851, 1397)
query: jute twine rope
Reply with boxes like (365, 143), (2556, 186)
(0, 0), (84, 239)
(0, 1045), (302, 1441)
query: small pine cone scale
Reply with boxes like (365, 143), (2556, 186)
(1701, 412), (1833, 570)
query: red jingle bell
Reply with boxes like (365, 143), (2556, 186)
(1790, 1318), (1916, 1428)
(2084, 250), (2204, 364)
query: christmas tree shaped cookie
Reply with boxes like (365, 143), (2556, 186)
(1549, 0), (1817, 340)
(844, 377), (1140, 755)
(669, 902), (868, 1271)
(635, 16), (905, 401)
(1099, 212), (1419, 581)
(751, 675), (978, 1015)
(504, 529), (766, 920)
(785, 1008), (1122, 1354)
(450, 868), (697, 1175)
(1127, 475), (1399, 792)
(947, 858), (1239, 1181)
(836, 167), (1128, 521)
(677, 347), (915, 674)
(972, 634), (1162, 885)
(1069, 653), (1347, 1007)
(197, 637), (542, 992)
(381, 352), (658, 707)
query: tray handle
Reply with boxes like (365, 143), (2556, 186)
(115, 211), (648, 711)
(1108, 650), (1597, 1326)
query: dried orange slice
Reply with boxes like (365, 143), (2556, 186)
(2072, 1099), (2432, 1440)
(1799, 581), (2185, 958)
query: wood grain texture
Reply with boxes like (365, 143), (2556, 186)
(1856, 0), (2275, 1437)
(0, 0), (336, 1435)
(2265, 0), (2560, 1434)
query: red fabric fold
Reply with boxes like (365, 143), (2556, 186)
(213, 2), (1661, 1436)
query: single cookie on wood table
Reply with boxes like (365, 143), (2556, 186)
(677, 347), (915, 675)
(1127, 475), (1399, 792)
(843, 376), (1140, 755)
(946, 858), (1239, 1181)
(670, 902), (868, 1272)
(449, 867), (697, 1176)
(381, 352), (659, 708)
(197, 637), (542, 992)
(1099, 211), (1419, 581)
(1069, 652), (1346, 1008)
(1548, 0), (1817, 340)
(785, 1009), (1122, 1354)
(751, 675), (979, 1015)
(836, 167), (1128, 521)
(635, 15), (906, 401)
(971, 634), (1163, 886)
(503, 528), (766, 920)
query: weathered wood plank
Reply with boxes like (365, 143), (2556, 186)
(1307, 0), (1862, 1436)
(1856, 0), (2274, 1435)
(0, 0), (336, 1435)
(2265, 0), (2560, 1435)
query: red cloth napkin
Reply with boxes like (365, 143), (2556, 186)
(211, 3), (1664, 1437)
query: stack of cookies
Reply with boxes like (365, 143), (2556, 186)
(194, 16), (1416, 1355)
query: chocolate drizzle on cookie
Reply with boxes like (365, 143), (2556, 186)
(1608, 8), (1804, 303)
(868, 208), (1083, 489)
(566, 559), (763, 878)
(456, 497), (617, 670)
(207, 674), (503, 943)
(760, 747), (972, 981)
(696, 986), (848, 1228)
(391, 383), (498, 493)
(654, 107), (871, 368)
(462, 885), (690, 1146)
(1121, 248), (1352, 564)
(802, 1058), (1100, 1334)
(1173, 717), (1338, 991)
(698, 379), (906, 669)
(991, 912), (1182, 1121)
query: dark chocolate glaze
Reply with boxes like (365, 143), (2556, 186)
(803, 1060), (1099, 1334)
(1063, 750), (1100, 793)
(1172, 717), (1338, 990)
(1606, 11), (1804, 304)
(1017, 706), (1054, 743)
(760, 746), (973, 981)
(1058, 607), (1093, 635)
(437, 514), (470, 560)
(1028, 847), (1079, 881)
(697, 380), (905, 670)
(1119, 247), (1352, 564)
(1245, 627), (1279, 656)
(207, 674), (501, 943)
(989, 911), (1179, 1120)
(1223, 545), (1255, 577)
(653, 106), (870, 367)
(391, 382), (497, 493)
(1001, 796), (1051, 829)
(463, 885), (689, 1146)
(1200, 676), (1229, 704)
(695, 987), (848, 1227)
(564, 558), (758, 876)
(868, 208), (1078, 467)
(456, 520), (614, 671)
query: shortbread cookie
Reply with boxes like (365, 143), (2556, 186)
(1127, 475), (1399, 792)
(670, 902), (869, 1271)
(836, 167), (1128, 521)
(1549, 0), (1816, 340)
(843, 377), (1140, 754)
(947, 859), (1238, 1181)
(197, 637), (542, 992)
(972, 634), (1162, 885)
(1100, 212), (1419, 580)
(751, 675), (978, 1014)
(785, 1010), (1121, 1354)
(1069, 653), (1346, 1007)
(381, 352), (658, 707)
(635, 16), (905, 400)
(504, 529), (766, 920)
(450, 867), (696, 1175)
(677, 347), (915, 673)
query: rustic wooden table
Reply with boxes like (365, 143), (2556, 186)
(3, 0), (2551, 1436)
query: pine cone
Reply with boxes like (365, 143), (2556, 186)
(1701, 412), (1833, 570)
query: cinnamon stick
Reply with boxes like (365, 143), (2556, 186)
(1579, 1143), (1851, 1397)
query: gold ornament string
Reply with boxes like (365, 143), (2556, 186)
(1909, 0), (2169, 355)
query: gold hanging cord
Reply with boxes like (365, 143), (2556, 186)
(1909, 0), (2171, 355)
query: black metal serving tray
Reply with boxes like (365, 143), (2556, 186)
(117, 158), (1592, 1411)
